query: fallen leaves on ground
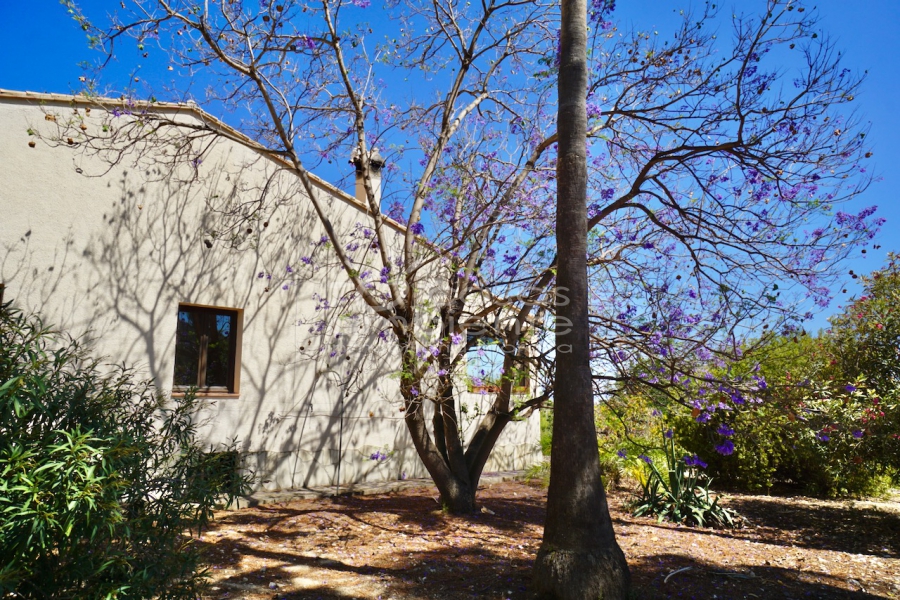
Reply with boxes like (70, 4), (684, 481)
(197, 481), (900, 599)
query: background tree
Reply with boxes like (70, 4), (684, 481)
(660, 259), (900, 497)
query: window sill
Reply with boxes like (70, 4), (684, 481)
(171, 391), (240, 399)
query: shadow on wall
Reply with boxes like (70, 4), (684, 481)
(2, 134), (539, 493)
(2, 145), (424, 491)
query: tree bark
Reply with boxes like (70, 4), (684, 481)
(531, 0), (631, 597)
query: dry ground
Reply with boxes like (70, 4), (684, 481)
(197, 481), (900, 599)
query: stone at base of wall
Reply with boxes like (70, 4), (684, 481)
(240, 444), (543, 492)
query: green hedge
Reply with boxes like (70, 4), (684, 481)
(0, 301), (248, 599)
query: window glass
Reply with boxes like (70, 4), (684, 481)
(206, 313), (235, 388)
(174, 310), (201, 387)
(466, 332), (529, 393)
(173, 305), (239, 393)
(466, 337), (505, 391)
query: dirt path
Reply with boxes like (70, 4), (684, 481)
(197, 481), (900, 599)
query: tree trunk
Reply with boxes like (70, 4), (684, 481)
(531, 0), (630, 597)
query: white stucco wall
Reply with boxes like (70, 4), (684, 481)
(0, 92), (542, 491)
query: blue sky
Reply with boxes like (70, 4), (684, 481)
(2, 0), (897, 332)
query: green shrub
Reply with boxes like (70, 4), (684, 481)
(672, 406), (786, 493)
(539, 408), (553, 456)
(0, 301), (249, 599)
(631, 434), (738, 528)
(524, 459), (550, 487)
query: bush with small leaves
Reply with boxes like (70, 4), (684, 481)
(0, 300), (249, 599)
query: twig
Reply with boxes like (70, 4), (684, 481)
(663, 566), (693, 584)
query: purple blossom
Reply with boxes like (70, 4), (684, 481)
(410, 222), (425, 235)
(816, 431), (830, 443)
(616, 449), (627, 458)
(716, 424), (735, 437)
(664, 429), (674, 439)
(844, 384), (857, 392)
(683, 454), (708, 469)
(852, 429), (864, 439)
(714, 440), (735, 456)
(638, 453), (652, 464)
(451, 332), (464, 345)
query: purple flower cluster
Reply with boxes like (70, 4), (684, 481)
(714, 440), (735, 456)
(370, 450), (389, 462)
(716, 424), (735, 437)
(683, 454), (708, 469)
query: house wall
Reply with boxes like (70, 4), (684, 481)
(0, 92), (542, 491)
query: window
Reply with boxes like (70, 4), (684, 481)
(466, 333), (530, 394)
(173, 304), (242, 394)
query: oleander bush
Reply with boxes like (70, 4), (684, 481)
(0, 300), (248, 599)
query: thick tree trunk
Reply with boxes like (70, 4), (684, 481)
(531, 0), (630, 597)
(398, 315), (533, 514)
(403, 393), (477, 513)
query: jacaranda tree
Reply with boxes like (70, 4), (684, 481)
(49, 0), (879, 594)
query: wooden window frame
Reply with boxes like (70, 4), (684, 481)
(172, 303), (243, 397)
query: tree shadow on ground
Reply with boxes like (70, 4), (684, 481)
(194, 489), (549, 599)
(628, 552), (887, 600)
(727, 495), (900, 557)
(195, 485), (900, 600)
(224, 489), (547, 534)
(195, 528), (534, 599)
(621, 493), (900, 559)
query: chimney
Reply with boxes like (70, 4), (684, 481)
(351, 147), (385, 207)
